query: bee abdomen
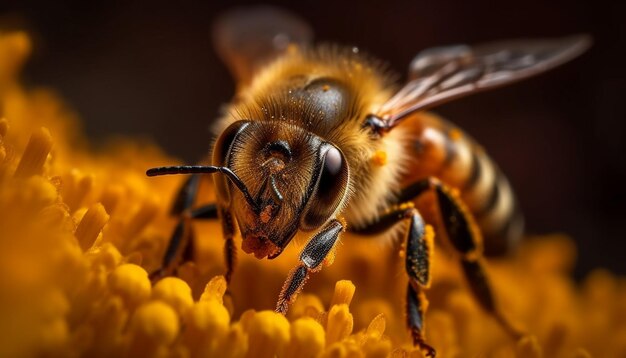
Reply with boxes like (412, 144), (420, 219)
(406, 116), (523, 255)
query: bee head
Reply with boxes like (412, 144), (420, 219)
(213, 120), (349, 259)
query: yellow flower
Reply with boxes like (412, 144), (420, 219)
(1, 30), (625, 358)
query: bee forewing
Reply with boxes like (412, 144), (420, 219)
(379, 34), (591, 127)
(212, 6), (313, 84)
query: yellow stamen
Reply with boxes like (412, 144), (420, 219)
(330, 280), (356, 307)
(325, 304), (353, 345)
(14, 127), (52, 178)
(184, 298), (231, 356)
(245, 311), (291, 358)
(126, 301), (179, 357)
(62, 170), (94, 213)
(86, 242), (122, 271)
(285, 317), (325, 358)
(200, 275), (228, 304)
(289, 293), (324, 320)
(74, 203), (109, 251)
(151, 277), (193, 316)
(365, 313), (386, 340)
(107, 264), (151, 309)
(216, 323), (248, 358)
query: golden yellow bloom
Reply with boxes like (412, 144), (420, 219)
(1, 30), (625, 358)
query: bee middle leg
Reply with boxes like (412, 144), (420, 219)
(351, 204), (436, 357)
(402, 177), (522, 338)
(275, 219), (344, 314)
(150, 175), (219, 282)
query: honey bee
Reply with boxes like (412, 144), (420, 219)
(147, 7), (590, 356)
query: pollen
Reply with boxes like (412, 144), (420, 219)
(448, 128), (463, 141)
(0, 30), (623, 358)
(371, 150), (388, 166)
(260, 204), (273, 223)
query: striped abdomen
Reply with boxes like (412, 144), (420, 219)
(399, 113), (524, 255)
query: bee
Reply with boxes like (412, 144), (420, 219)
(146, 7), (590, 356)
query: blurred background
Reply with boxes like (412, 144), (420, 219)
(0, 0), (624, 277)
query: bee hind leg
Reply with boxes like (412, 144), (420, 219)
(275, 219), (344, 314)
(150, 174), (218, 282)
(427, 178), (523, 339)
(352, 204), (437, 357)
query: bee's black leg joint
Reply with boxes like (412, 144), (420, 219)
(276, 264), (309, 314)
(407, 283), (437, 357)
(276, 219), (343, 314)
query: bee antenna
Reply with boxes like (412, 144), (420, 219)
(146, 165), (258, 210)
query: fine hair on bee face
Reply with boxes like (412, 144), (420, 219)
(147, 6), (590, 357)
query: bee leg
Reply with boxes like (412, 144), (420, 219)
(218, 206), (237, 284)
(428, 178), (522, 339)
(149, 203), (219, 281)
(408, 283), (436, 358)
(170, 174), (202, 216)
(352, 205), (436, 357)
(150, 175), (219, 282)
(276, 219), (344, 314)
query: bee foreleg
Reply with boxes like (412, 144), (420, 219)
(275, 219), (343, 314)
(150, 174), (219, 282)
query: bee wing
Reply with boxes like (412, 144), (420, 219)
(377, 35), (591, 129)
(213, 6), (313, 85)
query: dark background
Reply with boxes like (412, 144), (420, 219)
(1, 0), (624, 277)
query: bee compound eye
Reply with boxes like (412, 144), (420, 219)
(300, 145), (348, 231)
(320, 146), (343, 188)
